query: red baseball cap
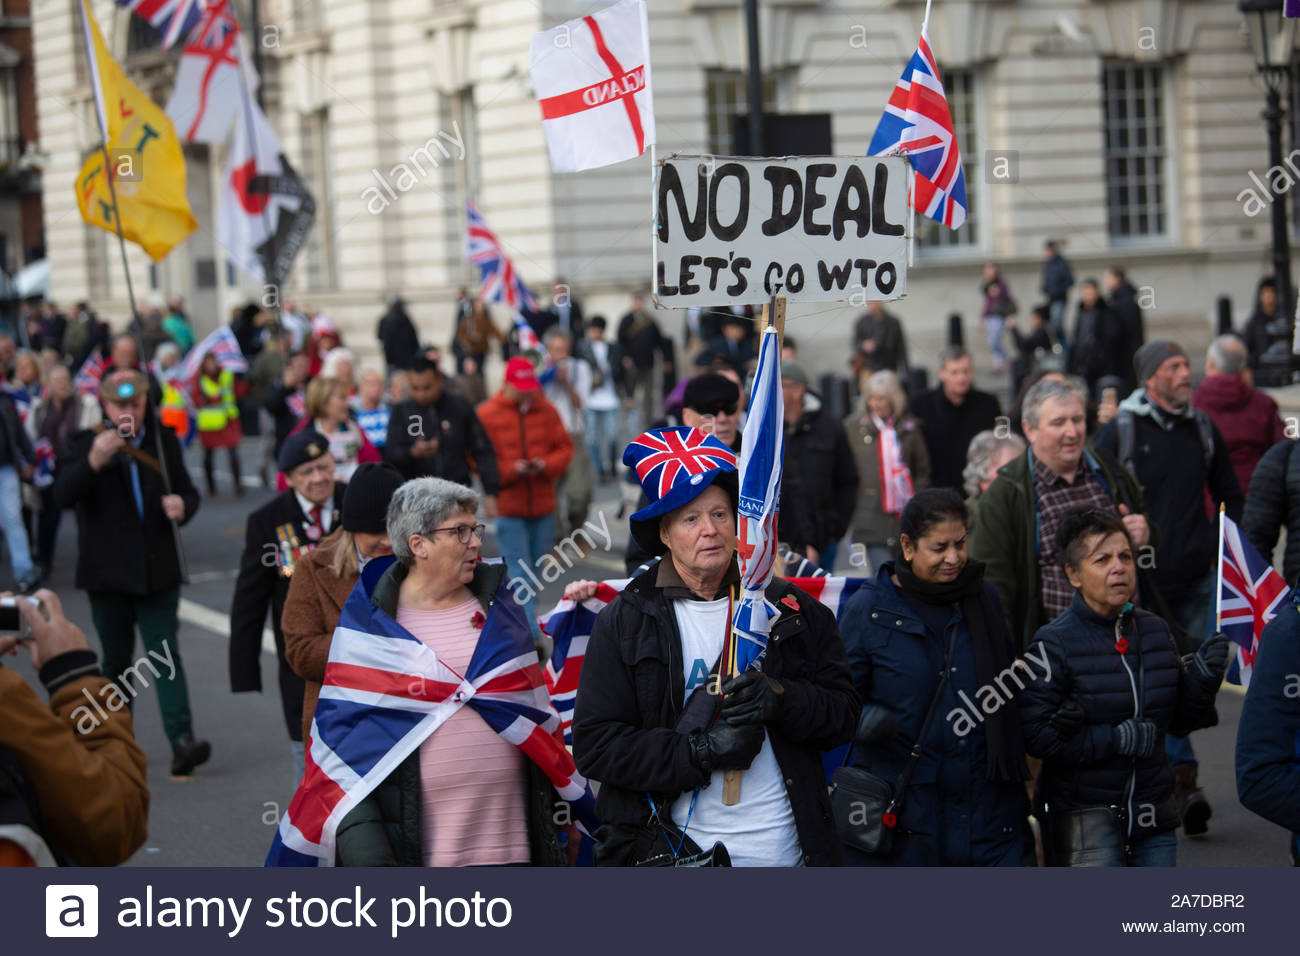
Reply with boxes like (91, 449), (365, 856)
(504, 357), (541, 392)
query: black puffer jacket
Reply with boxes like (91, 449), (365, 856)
(1019, 593), (1219, 837)
(571, 562), (859, 866)
(780, 396), (859, 552)
(1243, 439), (1300, 583)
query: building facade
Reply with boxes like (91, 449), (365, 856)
(30, 0), (1298, 376)
(0, 0), (44, 300)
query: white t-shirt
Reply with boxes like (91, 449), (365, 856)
(583, 341), (620, 412)
(543, 357), (592, 433)
(669, 596), (802, 867)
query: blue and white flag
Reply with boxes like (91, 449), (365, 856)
(731, 325), (785, 673)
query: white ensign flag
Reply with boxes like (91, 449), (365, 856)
(530, 0), (655, 173)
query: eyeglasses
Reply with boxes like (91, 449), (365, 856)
(426, 523), (486, 545)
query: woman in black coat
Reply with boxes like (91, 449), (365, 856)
(1019, 509), (1227, 866)
(838, 488), (1030, 866)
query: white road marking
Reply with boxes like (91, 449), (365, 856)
(178, 597), (276, 655)
(186, 568), (240, 583)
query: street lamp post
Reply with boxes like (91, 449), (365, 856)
(1240, 0), (1299, 381)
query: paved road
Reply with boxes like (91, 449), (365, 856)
(7, 437), (1294, 866)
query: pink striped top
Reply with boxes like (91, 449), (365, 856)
(397, 598), (529, 867)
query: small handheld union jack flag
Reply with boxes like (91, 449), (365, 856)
(467, 199), (538, 313)
(867, 25), (968, 230)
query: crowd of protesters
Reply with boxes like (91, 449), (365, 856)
(4, 249), (1300, 871)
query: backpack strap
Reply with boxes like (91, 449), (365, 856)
(1191, 408), (1216, 471)
(1116, 408), (1137, 478)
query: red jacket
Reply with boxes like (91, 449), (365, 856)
(476, 391), (572, 519)
(1191, 374), (1285, 495)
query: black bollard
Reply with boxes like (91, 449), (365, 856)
(947, 312), (964, 347)
(1216, 296), (1233, 336)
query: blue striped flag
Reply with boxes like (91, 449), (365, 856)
(731, 325), (785, 674)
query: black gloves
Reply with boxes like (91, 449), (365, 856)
(1183, 633), (1231, 684)
(1111, 718), (1159, 758)
(719, 670), (785, 726)
(853, 705), (900, 747)
(1049, 698), (1086, 739)
(688, 722), (765, 776)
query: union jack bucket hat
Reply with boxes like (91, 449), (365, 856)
(623, 426), (738, 554)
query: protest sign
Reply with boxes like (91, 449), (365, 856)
(653, 155), (909, 306)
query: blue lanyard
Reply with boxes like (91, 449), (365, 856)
(646, 790), (699, 859)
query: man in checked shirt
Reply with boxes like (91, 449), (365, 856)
(969, 377), (1152, 655)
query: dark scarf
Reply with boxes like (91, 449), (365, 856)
(894, 558), (1029, 784)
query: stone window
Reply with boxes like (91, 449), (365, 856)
(1102, 61), (1168, 239)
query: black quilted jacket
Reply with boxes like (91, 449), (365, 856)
(1019, 593), (1219, 836)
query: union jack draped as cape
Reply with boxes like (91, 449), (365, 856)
(867, 25), (968, 230)
(1219, 512), (1290, 687)
(541, 572), (868, 744)
(266, 557), (597, 866)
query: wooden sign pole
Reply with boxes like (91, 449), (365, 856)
(722, 293), (786, 807)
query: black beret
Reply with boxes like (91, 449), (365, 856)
(278, 430), (331, 474)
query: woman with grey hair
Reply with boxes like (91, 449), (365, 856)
(331, 475), (570, 867)
(153, 341), (183, 371)
(963, 430), (1027, 501)
(844, 369), (930, 572)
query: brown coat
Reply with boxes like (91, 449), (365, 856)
(282, 531), (359, 742)
(0, 668), (149, 865)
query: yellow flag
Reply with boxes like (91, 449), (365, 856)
(74, 0), (197, 262)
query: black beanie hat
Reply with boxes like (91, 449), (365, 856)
(342, 463), (404, 533)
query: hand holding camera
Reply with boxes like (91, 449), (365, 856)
(0, 589), (87, 670)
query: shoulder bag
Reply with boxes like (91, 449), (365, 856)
(830, 626), (957, 857)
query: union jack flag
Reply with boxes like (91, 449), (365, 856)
(74, 352), (106, 396)
(174, 324), (249, 392)
(115, 0), (209, 49)
(513, 310), (542, 353)
(731, 326), (785, 673)
(4, 382), (38, 423)
(31, 438), (55, 490)
(267, 557), (597, 866)
(623, 427), (737, 501)
(467, 199), (538, 313)
(867, 25), (968, 230)
(1220, 512), (1290, 687)
(542, 572), (867, 743)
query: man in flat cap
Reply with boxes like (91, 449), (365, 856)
(54, 369), (209, 776)
(1095, 338), (1243, 836)
(230, 430), (344, 779)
